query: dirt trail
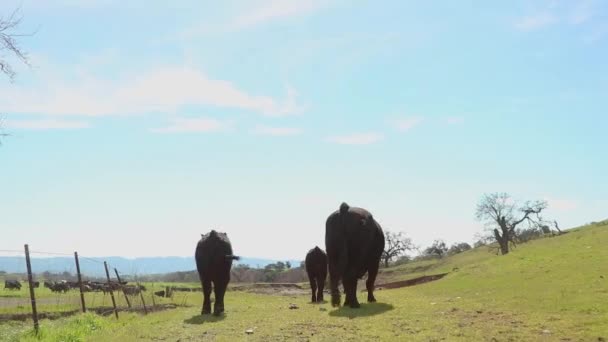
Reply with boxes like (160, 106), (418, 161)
(0, 296), (82, 308)
(231, 283), (311, 296)
(0, 304), (181, 322)
(372, 273), (449, 290)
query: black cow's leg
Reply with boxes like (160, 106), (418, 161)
(343, 269), (360, 308)
(308, 275), (317, 303)
(317, 274), (326, 302)
(342, 276), (353, 307)
(348, 276), (361, 308)
(213, 279), (227, 316)
(328, 245), (347, 307)
(366, 262), (379, 303)
(342, 268), (352, 307)
(202, 279), (212, 315)
(328, 259), (341, 307)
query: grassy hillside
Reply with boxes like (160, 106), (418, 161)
(2, 222), (607, 341)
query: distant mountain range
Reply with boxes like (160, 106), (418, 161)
(0, 256), (302, 278)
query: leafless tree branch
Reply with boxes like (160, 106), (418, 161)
(1, 5), (34, 82)
(381, 231), (414, 267)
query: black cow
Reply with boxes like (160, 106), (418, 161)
(50, 282), (70, 293)
(4, 280), (22, 290)
(325, 202), (385, 308)
(122, 285), (141, 296)
(32, 281), (40, 288)
(195, 230), (240, 316)
(305, 246), (328, 303)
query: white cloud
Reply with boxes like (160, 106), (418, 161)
(583, 24), (608, 44)
(445, 116), (465, 125)
(390, 116), (424, 132)
(326, 132), (384, 145)
(1, 66), (301, 117)
(231, 0), (328, 30)
(150, 117), (233, 134)
(514, 12), (558, 31)
(176, 0), (331, 39)
(570, 0), (595, 24)
(3, 119), (91, 130)
(544, 197), (578, 212)
(252, 124), (301, 136)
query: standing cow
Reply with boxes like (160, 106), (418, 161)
(305, 246), (328, 303)
(325, 202), (385, 308)
(4, 280), (22, 290)
(195, 230), (240, 316)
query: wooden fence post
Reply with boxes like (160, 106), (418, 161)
(24, 244), (39, 334)
(113, 268), (131, 308)
(103, 261), (119, 319)
(150, 285), (156, 307)
(137, 281), (148, 314)
(74, 252), (86, 313)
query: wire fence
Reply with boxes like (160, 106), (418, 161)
(0, 245), (199, 332)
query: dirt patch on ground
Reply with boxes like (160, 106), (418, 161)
(231, 283), (311, 296)
(372, 273), (448, 290)
(232, 274), (449, 297)
(0, 304), (182, 322)
(0, 296), (82, 308)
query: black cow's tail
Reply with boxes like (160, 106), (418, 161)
(225, 255), (240, 261)
(339, 202), (349, 216)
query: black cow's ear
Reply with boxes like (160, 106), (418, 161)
(360, 218), (367, 226)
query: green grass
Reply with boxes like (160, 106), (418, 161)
(2, 222), (608, 341)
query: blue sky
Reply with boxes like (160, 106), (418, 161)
(1, 0), (607, 260)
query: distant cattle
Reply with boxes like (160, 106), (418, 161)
(31, 281), (40, 288)
(88, 282), (106, 292)
(4, 280), (22, 290)
(122, 285), (146, 296)
(325, 202), (385, 308)
(195, 229), (240, 316)
(305, 246), (328, 303)
(44, 281), (70, 293)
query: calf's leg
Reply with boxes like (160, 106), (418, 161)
(316, 273), (326, 302)
(308, 274), (317, 303)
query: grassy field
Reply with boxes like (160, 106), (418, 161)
(1, 221), (607, 341)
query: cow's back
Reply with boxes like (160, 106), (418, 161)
(325, 204), (384, 275)
(195, 231), (234, 280)
(305, 247), (327, 275)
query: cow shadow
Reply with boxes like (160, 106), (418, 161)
(328, 302), (394, 318)
(183, 314), (226, 325)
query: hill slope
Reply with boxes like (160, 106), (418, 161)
(4, 221), (608, 341)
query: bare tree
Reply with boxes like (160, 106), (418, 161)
(423, 239), (448, 258)
(552, 220), (563, 235)
(475, 192), (548, 255)
(381, 231), (414, 268)
(1, 7), (32, 142)
(1, 6), (31, 81)
(447, 242), (472, 256)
